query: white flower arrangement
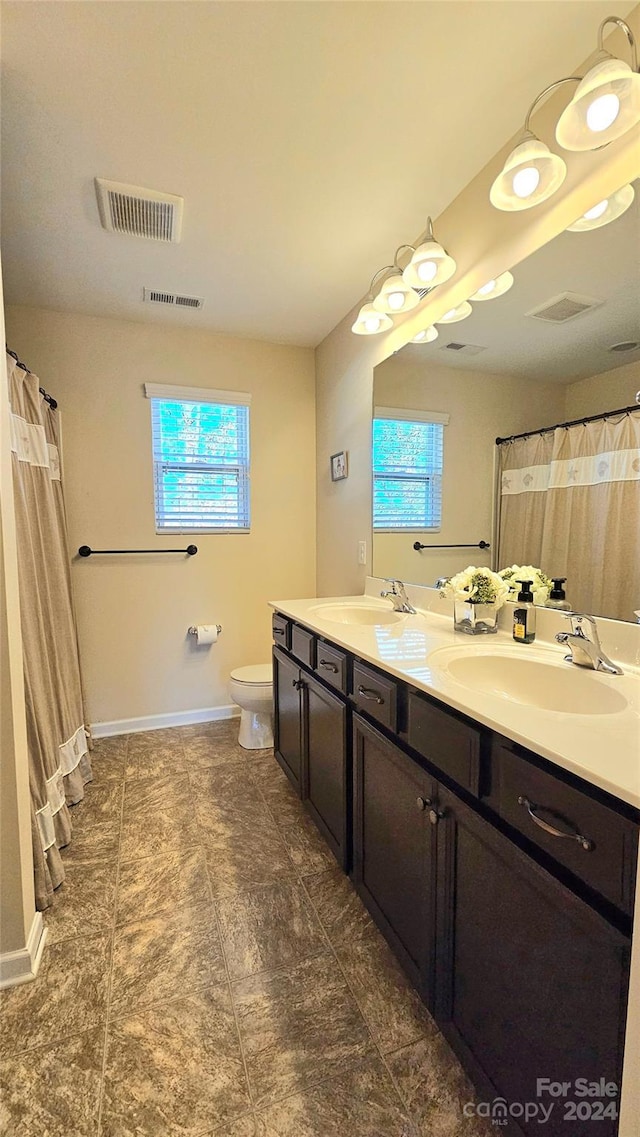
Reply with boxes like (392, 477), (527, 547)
(498, 564), (552, 606)
(440, 566), (510, 608)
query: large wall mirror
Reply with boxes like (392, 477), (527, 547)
(372, 178), (640, 622)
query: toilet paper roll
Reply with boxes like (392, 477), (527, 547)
(194, 624), (218, 646)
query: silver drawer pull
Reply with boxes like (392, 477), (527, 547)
(319, 659), (339, 673)
(273, 627), (285, 636)
(357, 685), (384, 705)
(517, 796), (594, 852)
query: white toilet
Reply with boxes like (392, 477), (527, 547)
(229, 663), (274, 749)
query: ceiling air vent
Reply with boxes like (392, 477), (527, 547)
(95, 179), (183, 243)
(441, 342), (487, 356)
(525, 292), (603, 324)
(609, 341), (640, 353)
(143, 288), (204, 310)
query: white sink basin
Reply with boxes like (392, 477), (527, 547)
(428, 645), (629, 715)
(308, 602), (404, 626)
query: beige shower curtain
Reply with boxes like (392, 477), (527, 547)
(8, 351), (92, 909)
(497, 409), (640, 621)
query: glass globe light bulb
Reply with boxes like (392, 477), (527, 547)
(364, 315), (381, 333)
(387, 291), (406, 311)
(478, 280), (497, 297)
(583, 199), (609, 221)
(512, 166), (541, 199)
(417, 260), (438, 284)
(585, 92), (620, 133)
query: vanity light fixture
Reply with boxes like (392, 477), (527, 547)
(372, 246), (421, 315)
(401, 218), (457, 289)
(351, 267), (397, 335)
(470, 271), (515, 301)
(566, 182), (635, 231)
(438, 301), (473, 324)
(556, 18), (640, 151)
(411, 326), (438, 344)
(489, 77), (584, 211)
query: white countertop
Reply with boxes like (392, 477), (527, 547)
(269, 593), (640, 811)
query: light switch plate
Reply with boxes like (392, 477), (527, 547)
(358, 540), (367, 565)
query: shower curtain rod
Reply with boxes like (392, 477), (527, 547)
(6, 346), (58, 409)
(496, 402), (640, 446)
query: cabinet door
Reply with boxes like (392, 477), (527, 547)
(272, 647), (303, 794)
(353, 713), (436, 1002)
(304, 673), (349, 869)
(434, 784), (630, 1137)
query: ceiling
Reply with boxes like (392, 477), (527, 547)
(0, 1), (629, 347)
(398, 181), (640, 384)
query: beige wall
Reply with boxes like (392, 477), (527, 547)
(372, 357), (565, 585)
(315, 10), (640, 599)
(565, 358), (640, 420)
(5, 306), (316, 726)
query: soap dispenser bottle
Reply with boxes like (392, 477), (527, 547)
(546, 577), (571, 611)
(513, 580), (536, 644)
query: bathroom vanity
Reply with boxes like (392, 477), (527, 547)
(270, 595), (639, 1137)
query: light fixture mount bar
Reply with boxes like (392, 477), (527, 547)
(598, 16), (638, 71)
(523, 76), (581, 134)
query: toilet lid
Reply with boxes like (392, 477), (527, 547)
(230, 663), (273, 685)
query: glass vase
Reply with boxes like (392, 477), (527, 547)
(454, 599), (499, 635)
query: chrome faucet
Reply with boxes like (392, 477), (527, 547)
(380, 578), (417, 614)
(555, 613), (623, 675)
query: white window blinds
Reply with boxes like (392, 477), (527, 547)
(147, 392), (251, 532)
(372, 409), (446, 531)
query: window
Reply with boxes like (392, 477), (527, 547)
(145, 383), (250, 532)
(372, 407), (447, 531)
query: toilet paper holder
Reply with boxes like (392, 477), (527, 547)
(188, 625), (222, 636)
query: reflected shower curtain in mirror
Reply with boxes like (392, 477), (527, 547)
(7, 352), (92, 909)
(497, 409), (640, 622)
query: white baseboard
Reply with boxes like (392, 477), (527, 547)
(91, 704), (241, 738)
(0, 912), (47, 989)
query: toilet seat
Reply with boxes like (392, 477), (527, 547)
(230, 664), (272, 685)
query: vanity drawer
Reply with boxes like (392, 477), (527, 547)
(495, 741), (638, 916)
(315, 640), (348, 694)
(407, 691), (481, 796)
(291, 624), (315, 669)
(272, 613), (290, 649)
(352, 661), (397, 732)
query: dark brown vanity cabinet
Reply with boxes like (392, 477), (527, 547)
(273, 638), (350, 869)
(272, 613), (637, 1135)
(353, 713), (436, 1001)
(305, 673), (349, 868)
(434, 783), (630, 1137)
(273, 645), (304, 793)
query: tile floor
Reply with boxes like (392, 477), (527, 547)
(0, 721), (492, 1137)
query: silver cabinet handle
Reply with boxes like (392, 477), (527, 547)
(273, 627), (285, 636)
(517, 796), (594, 852)
(357, 685), (384, 705)
(319, 659), (339, 673)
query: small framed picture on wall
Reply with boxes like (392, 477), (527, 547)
(330, 450), (348, 481)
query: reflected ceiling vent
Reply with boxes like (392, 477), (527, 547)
(609, 340), (640, 353)
(143, 288), (204, 310)
(440, 342), (487, 356)
(525, 292), (603, 324)
(95, 179), (183, 242)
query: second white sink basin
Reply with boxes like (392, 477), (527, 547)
(428, 645), (629, 715)
(308, 602), (404, 626)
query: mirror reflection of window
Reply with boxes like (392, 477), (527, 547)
(372, 408), (448, 532)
